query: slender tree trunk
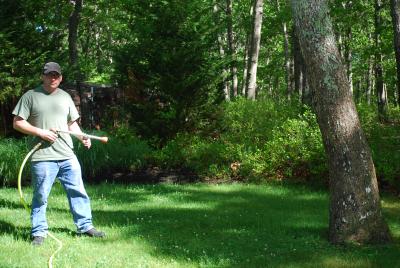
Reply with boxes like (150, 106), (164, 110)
(366, 55), (373, 105)
(291, 0), (391, 245)
(242, 3), (254, 96)
(247, 0), (264, 100)
(344, 28), (353, 94)
(391, 0), (400, 106)
(68, 0), (84, 125)
(68, 0), (82, 71)
(213, 2), (230, 100)
(375, 0), (388, 122)
(293, 29), (302, 97)
(226, 0), (238, 97)
(276, 0), (293, 99)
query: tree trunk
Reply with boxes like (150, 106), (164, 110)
(291, 0), (391, 245)
(276, 0), (293, 99)
(366, 53), (373, 105)
(390, 0), (400, 106)
(226, 0), (238, 97)
(68, 0), (82, 71)
(344, 28), (353, 94)
(242, 3), (254, 96)
(246, 0), (264, 100)
(68, 0), (84, 125)
(213, 2), (230, 100)
(375, 0), (388, 122)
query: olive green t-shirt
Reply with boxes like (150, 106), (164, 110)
(12, 86), (80, 161)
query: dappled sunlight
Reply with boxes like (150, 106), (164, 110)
(1, 183), (399, 267)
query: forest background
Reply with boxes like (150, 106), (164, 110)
(0, 0), (400, 195)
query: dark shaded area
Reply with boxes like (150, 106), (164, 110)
(89, 166), (200, 184)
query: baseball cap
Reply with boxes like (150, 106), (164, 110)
(43, 62), (62, 75)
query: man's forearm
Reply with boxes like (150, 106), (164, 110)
(13, 117), (42, 137)
(13, 116), (58, 142)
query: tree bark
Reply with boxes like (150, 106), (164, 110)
(375, 0), (388, 122)
(241, 3), (254, 96)
(390, 0), (400, 106)
(68, 0), (84, 125)
(366, 53), (373, 105)
(213, 2), (230, 100)
(291, 0), (391, 244)
(226, 0), (238, 97)
(276, 0), (293, 99)
(246, 0), (264, 100)
(68, 0), (82, 71)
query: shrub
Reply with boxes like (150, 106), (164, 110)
(154, 133), (231, 178)
(75, 129), (153, 181)
(0, 138), (30, 186)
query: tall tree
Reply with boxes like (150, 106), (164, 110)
(291, 0), (391, 244)
(68, 0), (83, 73)
(68, 0), (84, 123)
(276, 0), (293, 99)
(226, 0), (238, 97)
(374, 0), (388, 122)
(213, 1), (230, 100)
(246, 0), (264, 100)
(390, 0), (400, 106)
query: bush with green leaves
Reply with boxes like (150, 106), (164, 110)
(75, 129), (153, 181)
(0, 131), (153, 185)
(0, 138), (29, 186)
(154, 133), (231, 178)
(357, 104), (400, 189)
(154, 98), (327, 182)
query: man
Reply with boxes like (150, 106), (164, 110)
(12, 62), (105, 246)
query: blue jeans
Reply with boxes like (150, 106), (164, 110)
(30, 156), (93, 237)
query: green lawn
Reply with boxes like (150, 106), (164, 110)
(0, 182), (399, 267)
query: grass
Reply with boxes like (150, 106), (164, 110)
(0, 182), (399, 268)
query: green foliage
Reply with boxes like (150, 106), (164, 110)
(0, 132), (153, 185)
(75, 130), (153, 181)
(0, 138), (29, 186)
(154, 133), (231, 178)
(220, 99), (326, 181)
(154, 98), (328, 182)
(357, 104), (400, 189)
(112, 0), (224, 137)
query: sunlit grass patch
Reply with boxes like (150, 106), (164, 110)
(0, 183), (399, 267)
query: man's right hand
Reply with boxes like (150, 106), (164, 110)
(37, 129), (58, 142)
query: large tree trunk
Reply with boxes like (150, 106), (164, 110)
(291, 0), (391, 244)
(226, 0), (238, 97)
(391, 0), (400, 106)
(246, 0), (264, 100)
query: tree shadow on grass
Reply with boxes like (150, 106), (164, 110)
(0, 219), (31, 241)
(89, 183), (400, 267)
(90, 184), (336, 266)
(0, 197), (25, 210)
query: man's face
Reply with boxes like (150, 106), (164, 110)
(42, 72), (62, 90)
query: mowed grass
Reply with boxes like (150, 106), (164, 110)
(0, 182), (399, 268)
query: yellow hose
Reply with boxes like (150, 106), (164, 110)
(17, 142), (63, 268)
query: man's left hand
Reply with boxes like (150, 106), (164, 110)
(82, 137), (91, 149)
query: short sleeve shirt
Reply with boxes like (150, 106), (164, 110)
(12, 86), (80, 161)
